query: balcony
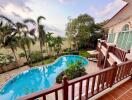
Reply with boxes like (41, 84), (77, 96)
(16, 40), (132, 100)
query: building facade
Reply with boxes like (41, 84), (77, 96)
(104, 0), (132, 51)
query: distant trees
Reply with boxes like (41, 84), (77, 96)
(45, 32), (63, 55)
(54, 36), (63, 54)
(24, 16), (46, 58)
(66, 14), (105, 49)
(0, 15), (63, 65)
(0, 15), (19, 62)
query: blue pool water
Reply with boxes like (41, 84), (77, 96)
(0, 55), (88, 100)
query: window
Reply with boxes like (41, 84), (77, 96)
(125, 31), (132, 50)
(116, 24), (132, 51)
(107, 33), (115, 43)
(107, 28), (115, 43)
(122, 24), (129, 31)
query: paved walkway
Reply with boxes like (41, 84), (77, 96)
(85, 61), (100, 74)
(98, 80), (132, 100)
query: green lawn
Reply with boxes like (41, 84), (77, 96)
(30, 57), (56, 67)
(79, 50), (90, 58)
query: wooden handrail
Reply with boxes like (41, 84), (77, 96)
(18, 54), (132, 100)
(117, 60), (132, 66)
(68, 67), (113, 85)
(18, 84), (63, 100)
(18, 66), (115, 100)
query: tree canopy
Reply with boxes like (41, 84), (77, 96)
(66, 14), (105, 49)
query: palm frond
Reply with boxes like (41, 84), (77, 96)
(0, 15), (15, 26)
(0, 21), (3, 27)
(37, 16), (46, 24)
(29, 28), (36, 36)
(24, 19), (36, 25)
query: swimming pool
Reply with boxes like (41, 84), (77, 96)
(0, 55), (88, 100)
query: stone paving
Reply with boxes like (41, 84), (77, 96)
(98, 80), (132, 100)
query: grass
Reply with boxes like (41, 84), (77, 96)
(79, 50), (90, 58)
(30, 57), (56, 67)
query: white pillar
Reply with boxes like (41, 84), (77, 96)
(114, 32), (119, 44)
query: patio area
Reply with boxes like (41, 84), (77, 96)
(98, 80), (132, 100)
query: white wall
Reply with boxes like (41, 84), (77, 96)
(108, 16), (132, 44)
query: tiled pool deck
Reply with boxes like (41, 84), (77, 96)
(0, 61), (100, 89)
(97, 80), (132, 100)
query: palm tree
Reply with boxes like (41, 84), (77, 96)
(0, 15), (15, 26)
(0, 35), (19, 61)
(14, 21), (36, 63)
(18, 36), (35, 62)
(24, 16), (46, 57)
(54, 36), (63, 55)
(0, 17), (19, 61)
(0, 15), (36, 63)
(45, 32), (54, 55)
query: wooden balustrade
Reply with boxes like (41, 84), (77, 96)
(97, 40), (108, 68)
(97, 40), (128, 69)
(101, 41), (108, 49)
(110, 46), (127, 62)
(114, 61), (132, 84)
(18, 40), (132, 100)
(18, 60), (132, 100)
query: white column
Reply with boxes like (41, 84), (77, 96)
(114, 32), (119, 44)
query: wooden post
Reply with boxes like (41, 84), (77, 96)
(62, 76), (68, 100)
(103, 46), (111, 69)
(110, 62), (117, 87)
(127, 50), (130, 53)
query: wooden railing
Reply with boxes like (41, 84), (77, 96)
(109, 46), (127, 62)
(114, 61), (132, 84)
(18, 61), (132, 100)
(97, 40), (128, 69)
(97, 40), (108, 68)
(97, 39), (106, 51)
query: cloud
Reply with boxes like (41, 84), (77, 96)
(90, 0), (126, 22)
(58, 0), (74, 4)
(0, 0), (32, 19)
(12, 12), (21, 18)
(58, 0), (65, 3)
(45, 24), (64, 36)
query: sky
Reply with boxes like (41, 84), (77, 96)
(0, 0), (127, 37)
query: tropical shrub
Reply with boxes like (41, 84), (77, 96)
(30, 51), (43, 63)
(56, 61), (87, 83)
(19, 52), (26, 58)
(0, 54), (14, 66)
(79, 51), (90, 58)
(63, 48), (72, 52)
(61, 51), (79, 56)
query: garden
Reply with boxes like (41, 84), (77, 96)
(0, 14), (105, 75)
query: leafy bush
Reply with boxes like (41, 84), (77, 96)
(0, 54), (14, 66)
(79, 51), (90, 58)
(61, 51), (79, 56)
(30, 51), (43, 63)
(63, 48), (72, 52)
(56, 61), (87, 83)
(19, 52), (25, 58)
